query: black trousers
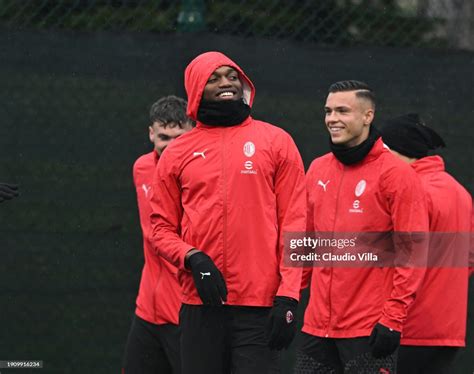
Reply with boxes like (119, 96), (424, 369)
(179, 304), (280, 374)
(122, 314), (181, 374)
(294, 332), (397, 374)
(398, 346), (460, 374)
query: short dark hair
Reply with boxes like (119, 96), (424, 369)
(328, 80), (375, 107)
(149, 95), (194, 128)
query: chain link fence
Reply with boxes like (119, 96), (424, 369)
(0, 0), (473, 49)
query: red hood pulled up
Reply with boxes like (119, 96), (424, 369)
(184, 51), (255, 121)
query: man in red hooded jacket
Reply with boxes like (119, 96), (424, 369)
(380, 113), (472, 373)
(149, 52), (306, 373)
(295, 81), (429, 373)
(122, 96), (194, 374)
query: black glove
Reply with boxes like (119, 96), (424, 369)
(187, 251), (227, 306)
(0, 183), (19, 203)
(266, 296), (298, 350)
(369, 323), (401, 358)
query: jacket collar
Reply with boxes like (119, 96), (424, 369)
(365, 137), (386, 162)
(332, 137), (386, 166)
(411, 155), (445, 174)
(195, 115), (253, 129)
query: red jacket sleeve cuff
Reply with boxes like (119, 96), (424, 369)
(379, 316), (403, 333)
(276, 287), (300, 302)
(178, 245), (196, 271)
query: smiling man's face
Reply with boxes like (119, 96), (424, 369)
(202, 66), (243, 102)
(324, 90), (374, 148)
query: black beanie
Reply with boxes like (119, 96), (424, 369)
(380, 113), (446, 158)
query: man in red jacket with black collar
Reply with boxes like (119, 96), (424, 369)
(295, 81), (429, 373)
(122, 95), (194, 374)
(150, 52), (306, 373)
(380, 113), (472, 373)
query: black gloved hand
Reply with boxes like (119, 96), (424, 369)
(0, 183), (19, 203)
(369, 323), (401, 358)
(266, 296), (298, 350)
(187, 251), (227, 306)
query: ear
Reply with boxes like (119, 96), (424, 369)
(148, 125), (154, 143)
(364, 108), (375, 126)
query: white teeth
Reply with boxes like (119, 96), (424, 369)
(329, 127), (343, 132)
(219, 92), (234, 97)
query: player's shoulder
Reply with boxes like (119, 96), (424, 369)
(433, 171), (471, 201)
(133, 151), (156, 182)
(379, 146), (415, 176)
(250, 119), (300, 157)
(308, 152), (334, 169)
(252, 119), (292, 139)
(164, 127), (199, 154)
(134, 151), (156, 170)
(305, 152), (334, 178)
(376, 150), (422, 195)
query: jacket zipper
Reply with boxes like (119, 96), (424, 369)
(221, 129), (228, 287)
(326, 165), (345, 337)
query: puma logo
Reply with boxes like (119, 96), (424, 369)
(142, 184), (151, 197)
(317, 180), (330, 192)
(193, 150), (207, 159)
(200, 272), (211, 279)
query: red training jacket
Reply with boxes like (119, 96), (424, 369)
(133, 151), (181, 325)
(149, 51), (306, 306)
(401, 155), (472, 346)
(303, 139), (429, 337)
